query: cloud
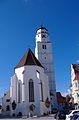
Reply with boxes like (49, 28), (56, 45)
(62, 89), (70, 97)
(76, 60), (79, 63)
(77, 43), (79, 47)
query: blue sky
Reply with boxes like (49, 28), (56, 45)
(0, 0), (79, 97)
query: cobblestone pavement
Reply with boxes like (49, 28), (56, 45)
(0, 114), (55, 120)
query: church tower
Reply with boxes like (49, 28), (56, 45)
(35, 26), (57, 109)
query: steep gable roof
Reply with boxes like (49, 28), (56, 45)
(36, 26), (48, 32)
(72, 64), (79, 81)
(56, 92), (66, 103)
(73, 64), (79, 73)
(15, 48), (44, 68)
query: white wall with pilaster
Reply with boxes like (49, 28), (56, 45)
(10, 65), (51, 116)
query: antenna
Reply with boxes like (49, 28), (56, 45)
(40, 16), (44, 27)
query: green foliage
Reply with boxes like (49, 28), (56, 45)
(29, 104), (35, 111)
(12, 100), (16, 110)
(45, 97), (50, 108)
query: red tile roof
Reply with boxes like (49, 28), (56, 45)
(15, 48), (44, 68)
(72, 64), (79, 81)
(36, 25), (48, 32)
(56, 92), (66, 103)
(74, 73), (79, 80)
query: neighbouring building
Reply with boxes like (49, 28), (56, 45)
(56, 92), (66, 110)
(70, 64), (79, 109)
(2, 90), (10, 116)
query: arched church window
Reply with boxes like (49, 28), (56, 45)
(6, 105), (10, 111)
(40, 82), (43, 102)
(29, 79), (34, 102)
(18, 80), (22, 103)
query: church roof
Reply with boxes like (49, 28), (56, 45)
(72, 64), (79, 81)
(56, 92), (66, 103)
(36, 25), (48, 32)
(15, 48), (44, 68)
(73, 64), (79, 73)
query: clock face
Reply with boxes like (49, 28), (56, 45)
(42, 34), (46, 38)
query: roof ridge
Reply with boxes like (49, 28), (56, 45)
(15, 48), (44, 69)
(30, 50), (37, 65)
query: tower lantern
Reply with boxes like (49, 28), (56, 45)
(36, 26), (50, 42)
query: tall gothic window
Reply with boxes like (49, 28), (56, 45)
(6, 105), (10, 111)
(18, 80), (22, 103)
(40, 82), (43, 102)
(18, 82), (20, 103)
(29, 79), (34, 102)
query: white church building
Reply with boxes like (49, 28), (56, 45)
(2, 26), (57, 117)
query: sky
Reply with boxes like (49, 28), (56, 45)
(0, 0), (79, 98)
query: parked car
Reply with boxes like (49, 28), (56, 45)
(54, 111), (66, 120)
(51, 108), (58, 114)
(70, 114), (79, 120)
(66, 109), (79, 120)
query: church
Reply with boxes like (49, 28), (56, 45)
(2, 26), (57, 117)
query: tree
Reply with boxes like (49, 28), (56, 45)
(29, 104), (35, 111)
(12, 100), (16, 110)
(45, 97), (50, 108)
(64, 94), (71, 109)
(66, 94), (71, 103)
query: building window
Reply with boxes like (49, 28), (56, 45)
(42, 45), (44, 49)
(42, 45), (46, 49)
(6, 99), (10, 102)
(22, 70), (25, 74)
(42, 34), (46, 38)
(75, 82), (77, 88)
(40, 82), (43, 102)
(77, 93), (79, 97)
(36, 70), (40, 79)
(6, 105), (10, 111)
(29, 79), (34, 102)
(18, 81), (22, 103)
(78, 81), (79, 88)
(45, 45), (46, 49)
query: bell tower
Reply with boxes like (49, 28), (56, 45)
(35, 26), (57, 109)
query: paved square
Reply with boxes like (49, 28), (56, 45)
(0, 114), (55, 120)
